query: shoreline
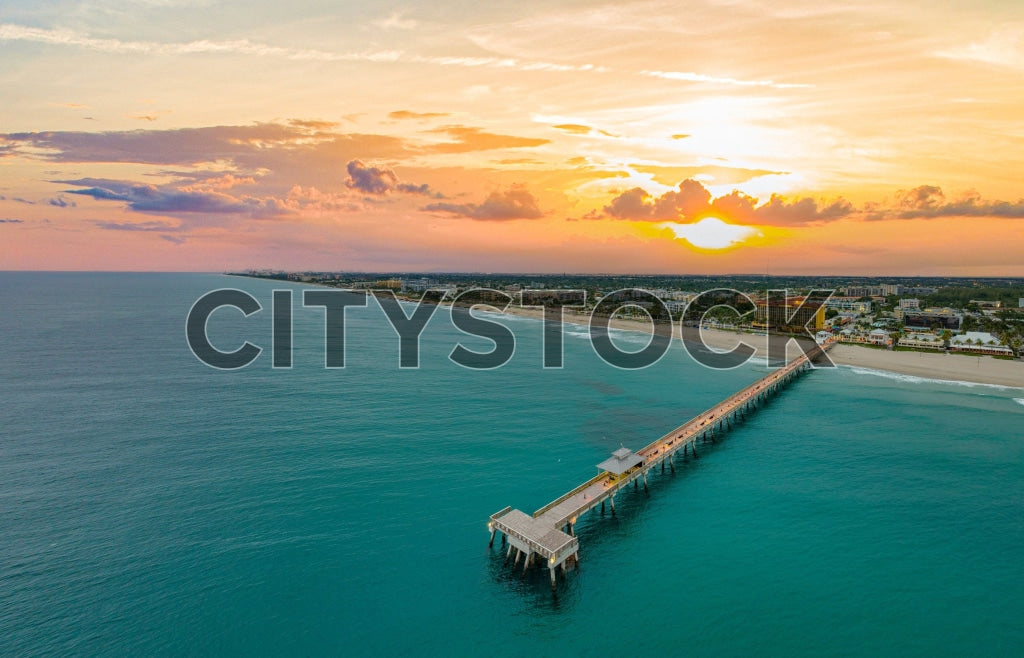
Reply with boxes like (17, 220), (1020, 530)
(493, 304), (1024, 389)
(232, 276), (1023, 389)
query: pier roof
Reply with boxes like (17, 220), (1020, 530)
(597, 447), (644, 475)
(495, 509), (575, 556)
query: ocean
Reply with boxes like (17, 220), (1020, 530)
(2, 272), (1022, 656)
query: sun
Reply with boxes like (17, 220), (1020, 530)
(660, 217), (760, 249)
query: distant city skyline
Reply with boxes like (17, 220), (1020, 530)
(2, 1), (1024, 274)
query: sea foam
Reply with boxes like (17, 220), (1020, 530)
(841, 365), (1024, 391)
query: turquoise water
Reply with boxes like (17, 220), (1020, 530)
(2, 273), (1023, 656)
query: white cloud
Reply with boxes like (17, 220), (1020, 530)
(642, 70), (813, 89)
(0, 22), (800, 87)
(936, 28), (1024, 70)
(372, 11), (418, 31)
(0, 23), (402, 62)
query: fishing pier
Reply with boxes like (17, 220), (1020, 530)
(488, 343), (832, 590)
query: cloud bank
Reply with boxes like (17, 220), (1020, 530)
(424, 184), (543, 220)
(602, 179), (853, 226)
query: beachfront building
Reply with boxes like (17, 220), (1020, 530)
(837, 328), (892, 347)
(949, 332), (1015, 356)
(898, 332), (945, 350)
(753, 298), (826, 331)
(868, 329), (892, 346)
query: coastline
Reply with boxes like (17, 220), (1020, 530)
(234, 277), (1023, 389)
(827, 343), (1024, 389)
(494, 304), (1024, 389)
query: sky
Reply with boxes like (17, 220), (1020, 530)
(1, 0), (1024, 274)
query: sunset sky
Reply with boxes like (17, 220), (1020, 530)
(2, 0), (1024, 274)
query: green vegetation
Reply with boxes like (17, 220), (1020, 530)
(924, 285), (1024, 309)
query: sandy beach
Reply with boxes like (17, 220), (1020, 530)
(827, 344), (1024, 388)
(498, 305), (1024, 389)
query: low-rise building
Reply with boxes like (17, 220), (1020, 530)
(868, 329), (892, 346)
(949, 331), (1014, 356)
(837, 328), (891, 347)
(898, 332), (945, 350)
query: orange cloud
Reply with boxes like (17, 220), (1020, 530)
(552, 123), (592, 134)
(425, 126), (550, 153)
(389, 110), (449, 120)
(424, 184), (543, 220)
(602, 179), (853, 226)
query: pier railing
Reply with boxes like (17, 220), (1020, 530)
(532, 473), (606, 518)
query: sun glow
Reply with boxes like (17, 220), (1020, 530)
(661, 217), (761, 249)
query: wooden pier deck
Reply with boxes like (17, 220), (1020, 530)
(488, 342), (833, 589)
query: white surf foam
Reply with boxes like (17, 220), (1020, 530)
(840, 365), (1024, 391)
(466, 308), (537, 324)
(563, 327), (655, 346)
(563, 327), (592, 341)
